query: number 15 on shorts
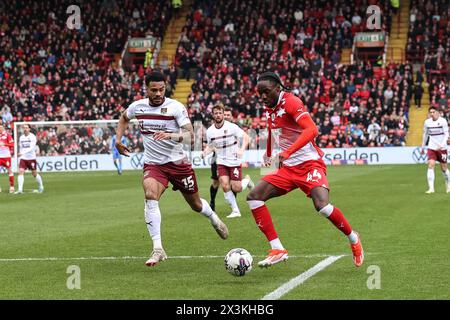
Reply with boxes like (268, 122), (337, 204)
(182, 176), (195, 190)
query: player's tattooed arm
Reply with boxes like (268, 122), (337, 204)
(116, 112), (131, 156)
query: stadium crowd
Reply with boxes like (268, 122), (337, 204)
(179, 0), (408, 148)
(407, 0), (450, 72)
(0, 0), (176, 126)
(0, 0), (447, 156)
(407, 0), (449, 121)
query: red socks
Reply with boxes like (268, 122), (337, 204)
(249, 203), (278, 241)
(9, 174), (14, 188)
(327, 206), (352, 236)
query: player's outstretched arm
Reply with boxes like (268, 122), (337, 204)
(115, 112), (131, 156)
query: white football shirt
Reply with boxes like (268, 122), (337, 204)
(126, 97), (191, 165)
(206, 120), (244, 167)
(19, 133), (37, 160)
(422, 116), (449, 150)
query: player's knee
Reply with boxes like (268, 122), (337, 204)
(313, 199), (329, 212)
(232, 185), (242, 193)
(144, 190), (159, 200)
(190, 199), (203, 212)
(246, 191), (260, 202)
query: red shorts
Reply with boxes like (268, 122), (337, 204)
(143, 161), (199, 194)
(262, 159), (330, 197)
(217, 164), (242, 181)
(19, 159), (38, 171)
(0, 157), (12, 169)
(427, 149), (448, 163)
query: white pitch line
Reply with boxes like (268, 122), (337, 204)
(261, 255), (344, 300)
(0, 254), (348, 262)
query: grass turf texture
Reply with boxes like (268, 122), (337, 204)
(0, 165), (449, 299)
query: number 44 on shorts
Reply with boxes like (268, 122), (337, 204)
(306, 169), (322, 183)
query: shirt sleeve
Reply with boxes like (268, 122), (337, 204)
(285, 97), (309, 122)
(6, 133), (14, 147)
(233, 123), (244, 138)
(126, 102), (137, 120)
(174, 103), (191, 127)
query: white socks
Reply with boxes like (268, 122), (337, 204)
(35, 174), (43, 189)
(269, 238), (284, 250)
(224, 190), (239, 212)
(145, 200), (162, 249)
(200, 198), (220, 226)
(241, 178), (250, 190)
(18, 175), (24, 192)
(427, 168), (435, 191)
(347, 231), (359, 244)
(17, 174), (43, 192)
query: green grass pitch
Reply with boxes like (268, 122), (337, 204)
(0, 165), (449, 299)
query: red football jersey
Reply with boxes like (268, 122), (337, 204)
(265, 92), (324, 166)
(0, 131), (14, 158)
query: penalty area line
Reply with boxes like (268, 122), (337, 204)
(0, 254), (348, 262)
(261, 255), (344, 300)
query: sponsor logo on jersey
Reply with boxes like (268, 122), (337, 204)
(161, 108), (167, 114)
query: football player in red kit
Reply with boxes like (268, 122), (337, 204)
(246, 72), (364, 268)
(0, 123), (15, 193)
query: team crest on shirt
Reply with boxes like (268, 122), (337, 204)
(160, 108), (167, 114)
(224, 130), (227, 134)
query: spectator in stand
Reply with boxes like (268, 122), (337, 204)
(414, 82), (423, 108)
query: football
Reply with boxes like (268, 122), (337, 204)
(224, 248), (253, 277)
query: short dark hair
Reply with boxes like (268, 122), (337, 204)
(224, 107), (232, 113)
(145, 70), (166, 86)
(428, 106), (437, 112)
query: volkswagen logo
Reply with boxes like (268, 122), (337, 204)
(131, 153), (145, 169)
(412, 147), (427, 164)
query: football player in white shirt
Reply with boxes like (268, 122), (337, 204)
(115, 71), (229, 267)
(421, 106), (449, 194)
(203, 104), (251, 218)
(16, 124), (44, 194)
(207, 106), (254, 212)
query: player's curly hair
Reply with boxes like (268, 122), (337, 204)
(257, 71), (291, 91)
